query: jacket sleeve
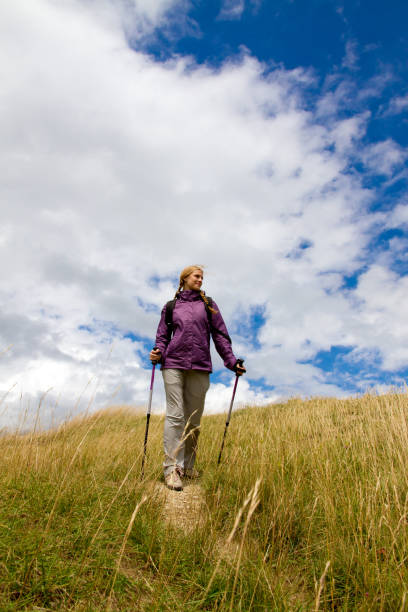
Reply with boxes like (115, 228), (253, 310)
(210, 300), (237, 371)
(155, 304), (169, 356)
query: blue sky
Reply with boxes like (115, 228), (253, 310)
(136, 0), (408, 392)
(178, 0), (408, 157)
(147, 0), (407, 84)
(1, 0), (408, 425)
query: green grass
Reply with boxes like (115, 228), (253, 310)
(1, 394), (408, 610)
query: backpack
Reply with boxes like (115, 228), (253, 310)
(165, 296), (231, 344)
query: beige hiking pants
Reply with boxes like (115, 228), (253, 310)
(162, 369), (210, 476)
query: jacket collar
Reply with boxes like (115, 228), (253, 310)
(178, 290), (201, 302)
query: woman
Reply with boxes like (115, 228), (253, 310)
(150, 265), (246, 491)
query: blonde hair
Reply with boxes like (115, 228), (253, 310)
(174, 265), (217, 314)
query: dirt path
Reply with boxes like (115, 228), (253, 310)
(151, 481), (207, 532)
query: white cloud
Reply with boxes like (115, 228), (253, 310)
(84, 0), (192, 38)
(123, 0), (184, 22)
(217, 0), (262, 20)
(354, 265), (408, 370)
(387, 202), (408, 227)
(342, 40), (359, 71)
(329, 113), (369, 154)
(205, 378), (274, 414)
(316, 77), (356, 118)
(382, 94), (408, 117)
(1, 0), (407, 427)
(218, 0), (245, 20)
(361, 139), (407, 177)
(317, 67), (393, 119)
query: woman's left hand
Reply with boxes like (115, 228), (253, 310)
(234, 360), (246, 376)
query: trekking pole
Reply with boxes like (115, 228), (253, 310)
(217, 359), (244, 465)
(141, 349), (158, 479)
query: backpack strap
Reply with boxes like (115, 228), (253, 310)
(165, 298), (177, 341)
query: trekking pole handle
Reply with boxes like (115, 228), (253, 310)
(234, 358), (245, 374)
(150, 345), (161, 365)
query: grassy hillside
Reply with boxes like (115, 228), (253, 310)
(1, 393), (408, 610)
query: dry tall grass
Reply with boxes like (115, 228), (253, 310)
(0, 393), (408, 610)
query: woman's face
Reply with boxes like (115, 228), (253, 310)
(183, 269), (203, 291)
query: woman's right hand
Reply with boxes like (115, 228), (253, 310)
(150, 348), (162, 364)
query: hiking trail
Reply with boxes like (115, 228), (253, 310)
(151, 481), (207, 532)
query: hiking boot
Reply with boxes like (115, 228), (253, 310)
(183, 468), (200, 479)
(164, 468), (183, 491)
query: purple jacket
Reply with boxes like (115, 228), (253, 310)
(155, 290), (237, 372)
